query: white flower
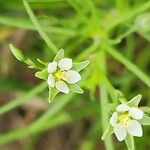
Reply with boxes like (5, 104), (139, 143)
(110, 103), (144, 141)
(35, 49), (90, 102)
(47, 58), (81, 94)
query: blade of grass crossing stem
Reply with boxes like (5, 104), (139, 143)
(0, 82), (47, 115)
(105, 46), (150, 87)
(0, 93), (74, 144)
(23, 0), (57, 53)
(99, 51), (114, 150)
(0, 94), (99, 144)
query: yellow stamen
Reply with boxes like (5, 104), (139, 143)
(54, 69), (65, 81)
(118, 113), (131, 127)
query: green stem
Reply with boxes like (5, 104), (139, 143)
(75, 37), (100, 61)
(99, 51), (114, 150)
(100, 87), (114, 150)
(0, 82), (47, 115)
(108, 26), (136, 46)
(105, 46), (150, 87)
(23, 0), (58, 54)
(98, 66), (117, 103)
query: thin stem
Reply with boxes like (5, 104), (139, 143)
(100, 87), (114, 150)
(98, 66), (117, 103)
(23, 0), (58, 54)
(108, 26), (136, 46)
(99, 51), (114, 150)
(104, 46), (150, 87)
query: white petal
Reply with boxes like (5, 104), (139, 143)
(127, 120), (143, 137)
(58, 58), (72, 70)
(129, 107), (144, 120)
(47, 74), (55, 87)
(114, 123), (127, 141)
(64, 70), (81, 84)
(48, 61), (57, 73)
(55, 81), (69, 94)
(116, 103), (130, 112)
(110, 112), (118, 127)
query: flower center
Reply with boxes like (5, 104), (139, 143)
(118, 113), (131, 127)
(54, 69), (66, 81)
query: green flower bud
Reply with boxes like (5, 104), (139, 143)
(9, 44), (25, 61)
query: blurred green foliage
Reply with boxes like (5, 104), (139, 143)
(0, 0), (150, 150)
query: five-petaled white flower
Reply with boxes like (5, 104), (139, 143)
(110, 103), (144, 141)
(47, 58), (81, 94)
(34, 49), (90, 102)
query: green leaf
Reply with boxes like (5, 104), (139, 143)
(35, 69), (48, 80)
(72, 60), (90, 72)
(139, 114), (150, 125)
(37, 58), (48, 66)
(115, 90), (127, 103)
(9, 44), (25, 61)
(127, 94), (142, 107)
(69, 84), (83, 94)
(125, 135), (135, 150)
(48, 87), (59, 103)
(53, 49), (64, 61)
(139, 106), (150, 114)
(101, 124), (114, 140)
(25, 58), (37, 69)
(105, 46), (150, 87)
(125, 134), (135, 150)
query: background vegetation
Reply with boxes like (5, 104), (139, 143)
(0, 0), (150, 149)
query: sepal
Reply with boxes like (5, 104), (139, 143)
(101, 124), (114, 140)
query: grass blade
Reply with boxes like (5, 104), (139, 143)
(105, 46), (150, 87)
(23, 0), (58, 53)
